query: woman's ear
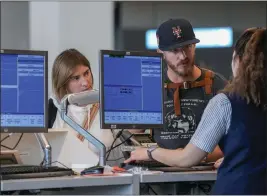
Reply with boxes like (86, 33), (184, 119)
(232, 52), (240, 77)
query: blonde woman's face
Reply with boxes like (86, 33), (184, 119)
(66, 65), (93, 94)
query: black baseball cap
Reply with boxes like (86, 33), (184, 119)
(156, 19), (200, 51)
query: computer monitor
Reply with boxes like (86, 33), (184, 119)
(99, 50), (164, 129)
(0, 49), (48, 133)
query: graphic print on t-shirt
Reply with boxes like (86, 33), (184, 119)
(152, 80), (209, 149)
(159, 98), (205, 142)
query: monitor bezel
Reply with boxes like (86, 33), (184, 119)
(0, 49), (48, 133)
(99, 50), (165, 130)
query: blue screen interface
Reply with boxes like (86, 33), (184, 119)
(1, 53), (45, 127)
(103, 54), (163, 124)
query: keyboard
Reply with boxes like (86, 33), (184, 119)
(120, 161), (215, 172)
(1, 165), (74, 180)
(120, 160), (168, 169)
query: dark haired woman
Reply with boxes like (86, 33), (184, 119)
(125, 28), (267, 194)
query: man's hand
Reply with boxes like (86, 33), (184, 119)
(206, 146), (224, 162)
(214, 157), (224, 169)
(124, 147), (149, 163)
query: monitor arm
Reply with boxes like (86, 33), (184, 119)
(59, 96), (106, 166)
(35, 133), (51, 168)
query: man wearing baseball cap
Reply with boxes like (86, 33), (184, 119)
(127, 19), (227, 166)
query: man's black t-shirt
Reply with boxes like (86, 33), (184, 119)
(152, 67), (227, 149)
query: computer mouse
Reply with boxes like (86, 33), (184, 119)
(80, 166), (104, 175)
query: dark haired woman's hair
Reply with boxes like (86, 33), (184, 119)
(222, 27), (267, 109)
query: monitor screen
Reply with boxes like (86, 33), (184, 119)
(99, 50), (164, 129)
(0, 49), (48, 133)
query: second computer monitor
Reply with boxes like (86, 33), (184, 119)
(100, 50), (164, 129)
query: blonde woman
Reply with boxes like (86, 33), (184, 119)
(48, 48), (120, 163)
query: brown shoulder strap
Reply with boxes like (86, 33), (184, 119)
(165, 83), (183, 116)
(204, 70), (215, 95)
(77, 103), (100, 142)
(88, 103), (100, 129)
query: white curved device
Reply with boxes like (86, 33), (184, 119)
(60, 88), (106, 166)
(67, 89), (99, 106)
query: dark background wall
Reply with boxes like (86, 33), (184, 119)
(115, 1), (267, 79)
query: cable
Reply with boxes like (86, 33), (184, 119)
(0, 133), (13, 143)
(40, 155), (70, 169)
(148, 185), (158, 195)
(106, 156), (124, 162)
(42, 160), (70, 169)
(40, 155), (45, 166)
(50, 161), (70, 169)
(106, 133), (133, 154)
(105, 129), (124, 161)
(1, 133), (24, 150)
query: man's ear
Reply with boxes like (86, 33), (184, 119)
(157, 49), (165, 59)
(157, 48), (163, 53)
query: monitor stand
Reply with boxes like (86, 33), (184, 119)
(59, 97), (106, 174)
(35, 133), (52, 168)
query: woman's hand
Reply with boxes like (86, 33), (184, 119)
(214, 157), (224, 169)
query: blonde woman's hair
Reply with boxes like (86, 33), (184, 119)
(52, 48), (93, 100)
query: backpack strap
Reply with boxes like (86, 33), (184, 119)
(203, 69), (214, 95)
(48, 98), (58, 128)
(164, 69), (215, 116)
(203, 69), (216, 103)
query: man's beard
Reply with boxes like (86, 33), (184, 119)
(165, 59), (194, 77)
